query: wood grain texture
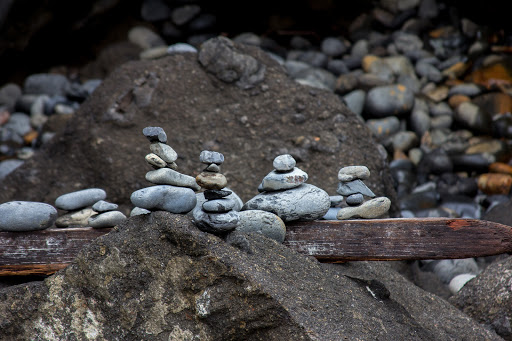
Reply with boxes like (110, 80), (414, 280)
(284, 218), (512, 261)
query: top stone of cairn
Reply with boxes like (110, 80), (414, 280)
(142, 126), (167, 143)
(200, 150), (224, 165)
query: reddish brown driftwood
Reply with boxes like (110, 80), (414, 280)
(1, 218), (512, 275)
(284, 218), (512, 262)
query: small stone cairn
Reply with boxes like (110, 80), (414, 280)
(242, 154), (330, 222)
(192, 150), (240, 234)
(130, 127), (198, 215)
(335, 166), (391, 220)
(54, 188), (127, 228)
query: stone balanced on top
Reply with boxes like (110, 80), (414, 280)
(192, 150), (240, 234)
(242, 154), (330, 222)
(336, 166), (391, 219)
(130, 127), (198, 215)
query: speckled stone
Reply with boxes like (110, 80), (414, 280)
(336, 197), (391, 220)
(346, 193), (365, 206)
(92, 200), (118, 212)
(0, 201), (57, 231)
(235, 210), (286, 243)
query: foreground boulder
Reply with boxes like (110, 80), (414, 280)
(0, 212), (501, 340)
(0, 36), (397, 216)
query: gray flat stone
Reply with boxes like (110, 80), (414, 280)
(88, 211), (127, 228)
(189, 188), (243, 217)
(261, 167), (308, 191)
(92, 200), (118, 212)
(0, 201), (57, 231)
(338, 166), (370, 182)
(55, 188), (107, 211)
(336, 197), (391, 220)
(143, 126), (167, 143)
(199, 150), (224, 165)
(150, 142), (178, 163)
(273, 154), (296, 172)
(242, 183), (330, 222)
(336, 179), (375, 197)
(146, 168), (201, 191)
(130, 185), (196, 214)
(202, 198), (236, 213)
(235, 210), (286, 243)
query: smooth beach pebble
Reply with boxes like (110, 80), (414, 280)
(0, 201), (57, 231)
(88, 211), (127, 228)
(55, 188), (107, 211)
(235, 210), (286, 243)
(130, 185), (197, 213)
(196, 171), (227, 190)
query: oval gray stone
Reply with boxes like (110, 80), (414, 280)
(192, 207), (239, 234)
(338, 166), (370, 182)
(346, 193), (365, 206)
(235, 210), (286, 243)
(55, 188), (107, 211)
(273, 154), (296, 172)
(364, 84), (415, 117)
(242, 183), (330, 222)
(189, 188), (243, 217)
(0, 201), (57, 231)
(150, 142), (178, 163)
(142, 126), (167, 143)
(130, 185), (196, 214)
(146, 168), (201, 191)
(92, 200), (118, 212)
(199, 150), (224, 165)
(261, 167), (308, 191)
(88, 211), (127, 228)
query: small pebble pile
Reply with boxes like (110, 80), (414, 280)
(192, 150), (240, 234)
(242, 154), (331, 222)
(335, 166), (391, 220)
(130, 126), (198, 215)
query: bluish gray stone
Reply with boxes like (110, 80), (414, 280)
(92, 200), (118, 212)
(0, 159), (23, 180)
(150, 142), (178, 163)
(189, 188), (243, 217)
(322, 207), (341, 220)
(142, 126), (167, 143)
(242, 183), (330, 222)
(145, 168), (201, 191)
(320, 37), (347, 57)
(364, 84), (415, 117)
(261, 167), (308, 191)
(167, 43), (198, 54)
(337, 179), (375, 197)
(329, 195), (344, 207)
(0, 201), (57, 231)
(202, 198), (236, 213)
(130, 207), (151, 216)
(199, 150), (224, 165)
(273, 154), (296, 172)
(130, 185), (196, 213)
(23, 73), (70, 96)
(343, 89), (366, 116)
(192, 207), (239, 234)
(88, 211), (127, 228)
(55, 188), (107, 211)
(235, 210), (286, 243)
(346, 193), (364, 206)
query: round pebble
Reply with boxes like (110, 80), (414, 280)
(0, 201), (58, 231)
(261, 167), (308, 191)
(202, 198), (236, 213)
(273, 154), (296, 172)
(196, 171), (227, 190)
(55, 188), (107, 211)
(192, 208), (240, 234)
(235, 210), (286, 243)
(143, 126), (167, 143)
(199, 150), (224, 165)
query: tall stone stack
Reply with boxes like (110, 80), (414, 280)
(242, 154), (330, 222)
(192, 150), (240, 234)
(336, 166), (391, 220)
(130, 127), (198, 215)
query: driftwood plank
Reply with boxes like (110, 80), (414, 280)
(284, 218), (512, 261)
(0, 227), (112, 275)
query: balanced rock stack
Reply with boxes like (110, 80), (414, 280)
(242, 154), (330, 222)
(336, 166), (391, 220)
(192, 150), (240, 234)
(54, 188), (127, 228)
(130, 127), (198, 215)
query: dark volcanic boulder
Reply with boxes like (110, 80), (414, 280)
(450, 255), (512, 340)
(0, 212), (501, 340)
(0, 36), (398, 215)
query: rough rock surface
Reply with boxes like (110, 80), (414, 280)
(0, 212), (501, 340)
(0, 37), (398, 216)
(450, 255), (512, 340)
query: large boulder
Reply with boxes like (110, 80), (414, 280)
(449, 255), (512, 340)
(0, 36), (398, 215)
(0, 212), (501, 340)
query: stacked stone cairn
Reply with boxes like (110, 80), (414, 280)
(54, 188), (127, 228)
(335, 166), (391, 220)
(130, 127), (199, 215)
(242, 154), (330, 223)
(192, 150), (240, 235)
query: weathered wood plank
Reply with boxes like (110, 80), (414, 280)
(0, 227), (112, 275)
(284, 218), (512, 261)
